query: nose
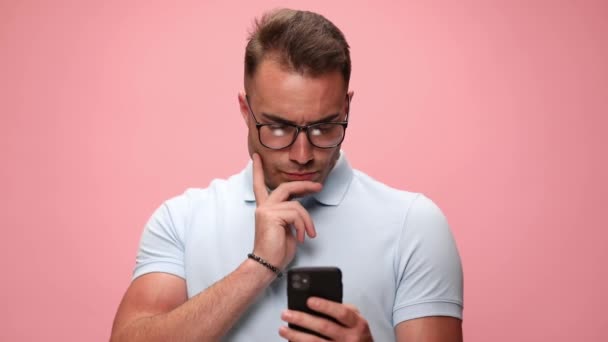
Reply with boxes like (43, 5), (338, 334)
(289, 130), (314, 165)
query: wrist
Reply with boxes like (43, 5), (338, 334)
(251, 248), (286, 270)
(241, 258), (280, 284)
(247, 253), (283, 278)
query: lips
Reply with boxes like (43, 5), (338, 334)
(283, 171), (318, 181)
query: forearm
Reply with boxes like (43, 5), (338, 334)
(111, 259), (276, 342)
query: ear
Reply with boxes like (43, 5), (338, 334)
(346, 90), (355, 116)
(237, 91), (250, 124)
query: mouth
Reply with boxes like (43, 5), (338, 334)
(283, 171), (318, 181)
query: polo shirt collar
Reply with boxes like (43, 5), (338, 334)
(243, 151), (353, 206)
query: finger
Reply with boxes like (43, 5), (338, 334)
(274, 209), (307, 242)
(275, 202), (316, 238)
(289, 202), (316, 239)
(281, 310), (339, 340)
(278, 325), (327, 342)
(252, 153), (269, 205)
(292, 214), (306, 243)
(344, 303), (361, 315)
(267, 181), (323, 204)
(307, 297), (359, 328)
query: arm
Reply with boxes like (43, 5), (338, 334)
(111, 153), (322, 341)
(392, 194), (464, 340)
(110, 260), (276, 342)
(395, 317), (462, 342)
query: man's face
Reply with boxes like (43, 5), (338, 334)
(239, 59), (352, 190)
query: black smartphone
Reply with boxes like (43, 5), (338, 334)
(287, 267), (343, 339)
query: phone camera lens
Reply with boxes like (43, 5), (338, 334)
(290, 273), (311, 290)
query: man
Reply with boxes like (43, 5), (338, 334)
(111, 8), (463, 342)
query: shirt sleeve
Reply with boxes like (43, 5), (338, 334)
(132, 197), (188, 280)
(393, 194), (464, 326)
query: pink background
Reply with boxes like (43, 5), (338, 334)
(1, 0), (607, 341)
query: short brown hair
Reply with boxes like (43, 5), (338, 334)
(244, 9), (351, 88)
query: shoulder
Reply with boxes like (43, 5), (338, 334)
(165, 170), (245, 208)
(405, 193), (448, 229)
(159, 169), (247, 225)
(349, 169), (451, 239)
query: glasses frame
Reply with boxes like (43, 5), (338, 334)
(245, 94), (351, 150)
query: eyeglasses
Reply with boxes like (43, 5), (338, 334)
(245, 95), (350, 150)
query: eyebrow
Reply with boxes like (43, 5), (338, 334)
(260, 112), (341, 125)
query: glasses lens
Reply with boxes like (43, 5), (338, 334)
(308, 123), (345, 148)
(259, 124), (297, 149)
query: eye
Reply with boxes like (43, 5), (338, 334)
(268, 124), (289, 137)
(310, 124), (336, 136)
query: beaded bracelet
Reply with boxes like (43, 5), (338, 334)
(247, 253), (283, 278)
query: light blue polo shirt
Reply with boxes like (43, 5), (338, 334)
(134, 152), (463, 341)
